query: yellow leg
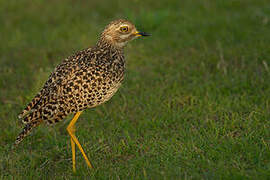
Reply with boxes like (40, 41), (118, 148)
(71, 138), (76, 172)
(67, 111), (93, 172)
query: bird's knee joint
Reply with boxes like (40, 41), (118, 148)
(67, 126), (76, 134)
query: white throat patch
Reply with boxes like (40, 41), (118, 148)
(116, 41), (127, 48)
(120, 34), (130, 39)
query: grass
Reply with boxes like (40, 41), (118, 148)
(0, 0), (270, 179)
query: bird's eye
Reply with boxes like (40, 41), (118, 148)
(120, 26), (129, 32)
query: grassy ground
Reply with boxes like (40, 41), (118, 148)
(0, 0), (270, 179)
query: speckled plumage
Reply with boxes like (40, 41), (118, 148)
(14, 19), (149, 146)
(19, 43), (125, 125)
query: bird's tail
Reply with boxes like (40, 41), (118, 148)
(14, 119), (43, 147)
(18, 92), (42, 120)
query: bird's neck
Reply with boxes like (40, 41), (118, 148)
(94, 37), (124, 63)
(96, 36), (124, 53)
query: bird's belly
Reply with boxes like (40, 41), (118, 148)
(102, 82), (122, 102)
(82, 81), (122, 109)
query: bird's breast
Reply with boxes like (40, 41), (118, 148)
(70, 55), (125, 110)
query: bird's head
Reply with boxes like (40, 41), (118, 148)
(98, 19), (150, 49)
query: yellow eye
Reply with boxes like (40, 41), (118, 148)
(120, 26), (129, 32)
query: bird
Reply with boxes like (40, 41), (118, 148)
(14, 19), (150, 172)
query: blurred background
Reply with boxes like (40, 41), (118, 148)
(0, 0), (269, 178)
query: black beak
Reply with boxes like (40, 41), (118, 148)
(138, 31), (151, 36)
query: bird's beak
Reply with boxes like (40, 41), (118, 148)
(134, 31), (151, 37)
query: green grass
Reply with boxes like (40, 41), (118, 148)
(1, 0), (270, 179)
